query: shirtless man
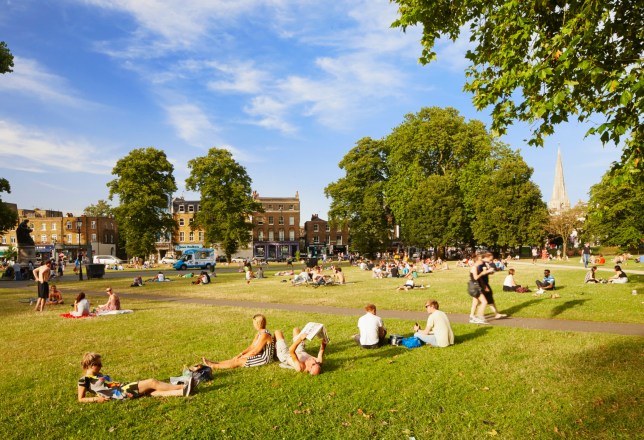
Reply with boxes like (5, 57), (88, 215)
(274, 327), (327, 375)
(33, 260), (52, 312)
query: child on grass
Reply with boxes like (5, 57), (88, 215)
(77, 352), (194, 403)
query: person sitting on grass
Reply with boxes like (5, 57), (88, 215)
(396, 274), (416, 291)
(584, 266), (600, 283)
(413, 299), (454, 348)
(273, 327), (327, 375)
(353, 304), (387, 348)
(47, 284), (64, 304)
(202, 314), (274, 370)
(131, 276), (143, 287)
(181, 272), (195, 278)
(534, 269), (556, 295)
(97, 287), (121, 313)
(608, 265), (628, 284)
(71, 292), (91, 317)
(334, 267), (346, 284)
(78, 352), (194, 403)
(502, 268), (529, 292)
(192, 271), (210, 285)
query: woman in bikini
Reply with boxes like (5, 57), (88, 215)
(202, 314), (274, 369)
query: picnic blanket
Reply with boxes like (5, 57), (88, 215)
(96, 309), (134, 316)
(60, 313), (96, 319)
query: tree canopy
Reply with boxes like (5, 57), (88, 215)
(107, 148), (177, 258)
(584, 168), (644, 250)
(0, 178), (18, 234)
(546, 203), (585, 257)
(324, 137), (392, 258)
(185, 148), (261, 260)
(83, 200), (114, 217)
(392, 1), (644, 176)
(0, 41), (13, 74)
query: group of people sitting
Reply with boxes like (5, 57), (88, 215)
(291, 266), (345, 286)
(69, 287), (121, 317)
(584, 265), (629, 284)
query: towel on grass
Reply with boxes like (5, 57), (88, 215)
(97, 309), (134, 316)
(60, 313), (96, 319)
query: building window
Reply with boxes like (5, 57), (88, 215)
(189, 218), (194, 225)
(41, 223), (46, 231)
(197, 205), (201, 211)
(289, 204), (294, 210)
(257, 217), (264, 225)
(278, 204), (283, 210)
(66, 221), (72, 230)
(313, 224), (318, 232)
(51, 234), (57, 241)
(91, 234), (97, 242)
(258, 230), (264, 241)
(76, 221), (82, 229)
(188, 205), (194, 213)
(179, 232), (185, 241)
(110, 234), (113, 243)
(313, 235), (319, 244)
(179, 218), (185, 226)
(268, 230), (274, 241)
(178, 205), (185, 213)
(279, 229), (284, 241)
(1, 236), (5, 244)
(289, 230), (295, 241)
(189, 231), (194, 241)
(326, 225), (330, 232)
(267, 204), (273, 210)
(336, 235), (343, 245)
(199, 231), (204, 241)
(278, 216), (284, 225)
(91, 221), (97, 229)
(327, 235), (331, 244)
(51, 223), (56, 231)
(10, 236), (15, 244)
(40, 234), (47, 243)
(268, 216), (274, 225)
(67, 234), (72, 243)
(289, 216), (294, 226)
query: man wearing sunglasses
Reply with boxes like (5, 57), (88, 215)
(413, 300), (454, 348)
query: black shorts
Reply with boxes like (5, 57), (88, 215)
(482, 286), (495, 305)
(121, 382), (141, 398)
(37, 282), (49, 299)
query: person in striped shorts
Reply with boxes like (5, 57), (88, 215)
(202, 314), (274, 369)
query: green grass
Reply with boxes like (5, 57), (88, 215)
(1, 267), (642, 439)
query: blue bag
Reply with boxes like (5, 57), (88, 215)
(401, 337), (423, 349)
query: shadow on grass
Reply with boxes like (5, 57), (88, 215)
(556, 338), (644, 438)
(454, 326), (492, 345)
(549, 299), (589, 318)
(502, 298), (542, 315)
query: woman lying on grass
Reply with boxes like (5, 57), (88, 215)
(77, 352), (194, 403)
(202, 314), (274, 369)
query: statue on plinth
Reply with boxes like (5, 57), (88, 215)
(17, 219), (35, 246)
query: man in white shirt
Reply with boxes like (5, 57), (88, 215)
(353, 304), (387, 348)
(413, 300), (454, 348)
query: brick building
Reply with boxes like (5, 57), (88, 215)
(303, 214), (349, 257)
(251, 191), (300, 261)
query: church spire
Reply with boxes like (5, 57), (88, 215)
(548, 147), (570, 212)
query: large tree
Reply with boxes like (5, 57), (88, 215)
(584, 169), (644, 250)
(83, 199), (113, 217)
(392, 1), (644, 176)
(107, 148), (177, 258)
(385, 107), (494, 253)
(470, 147), (548, 249)
(185, 148), (261, 261)
(0, 178), (18, 233)
(325, 137), (392, 257)
(0, 41), (13, 74)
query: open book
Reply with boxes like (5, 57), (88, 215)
(297, 322), (330, 342)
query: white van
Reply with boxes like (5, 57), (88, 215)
(173, 248), (216, 271)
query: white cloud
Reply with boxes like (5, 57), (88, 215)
(164, 103), (219, 147)
(207, 61), (268, 94)
(0, 57), (89, 107)
(0, 120), (114, 174)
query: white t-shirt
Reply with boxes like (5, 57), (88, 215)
(426, 310), (454, 348)
(357, 312), (384, 346)
(503, 274), (515, 287)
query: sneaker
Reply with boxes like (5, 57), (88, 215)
(472, 317), (489, 325)
(183, 376), (195, 397)
(468, 316), (478, 324)
(536, 289), (544, 295)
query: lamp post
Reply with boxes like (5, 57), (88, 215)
(76, 218), (83, 281)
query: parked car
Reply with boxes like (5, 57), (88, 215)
(230, 257), (246, 263)
(93, 255), (124, 265)
(160, 256), (177, 264)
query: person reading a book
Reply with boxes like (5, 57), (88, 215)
(202, 314), (274, 369)
(274, 324), (327, 375)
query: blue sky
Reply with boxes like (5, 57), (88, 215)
(0, 0), (622, 222)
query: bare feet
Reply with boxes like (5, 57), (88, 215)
(202, 357), (217, 368)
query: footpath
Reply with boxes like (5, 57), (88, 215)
(119, 292), (644, 337)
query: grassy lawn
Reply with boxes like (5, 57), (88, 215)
(1, 287), (642, 440)
(11, 262), (641, 323)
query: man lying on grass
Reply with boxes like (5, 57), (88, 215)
(77, 352), (195, 403)
(274, 327), (327, 375)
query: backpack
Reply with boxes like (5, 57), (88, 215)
(401, 337), (424, 349)
(183, 364), (213, 384)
